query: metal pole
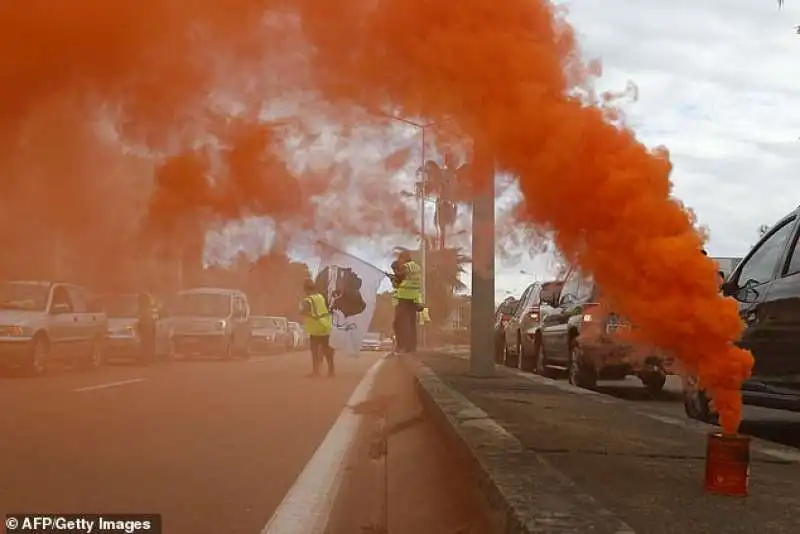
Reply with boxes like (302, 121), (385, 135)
(469, 137), (496, 376)
(420, 127), (427, 349)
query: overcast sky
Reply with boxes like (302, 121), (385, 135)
(210, 0), (800, 305)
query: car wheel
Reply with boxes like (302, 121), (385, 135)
(683, 376), (718, 424)
(567, 342), (596, 389)
(534, 337), (552, 377)
(24, 336), (49, 377)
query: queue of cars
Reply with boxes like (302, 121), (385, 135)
(0, 281), (307, 376)
(496, 270), (672, 393)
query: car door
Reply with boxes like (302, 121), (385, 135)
(725, 217), (796, 383)
(66, 286), (96, 356)
(506, 286), (533, 352)
(737, 217), (800, 382)
(48, 284), (79, 360)
(542, 270), (581, 364)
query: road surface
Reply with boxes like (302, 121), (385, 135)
(0, 351), (380, 533)
(571, 374), (800, 449)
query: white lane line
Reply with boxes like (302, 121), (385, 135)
(261, 356), (387, 534)
(71, 378), (146, 392)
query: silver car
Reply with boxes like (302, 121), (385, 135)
(169, 288), (251, 360)
(91, 293), (174, 363)
(0, 281), (108, 375)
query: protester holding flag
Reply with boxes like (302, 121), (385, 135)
(315, 241), (385, 357)
(299, 279), (335, 377)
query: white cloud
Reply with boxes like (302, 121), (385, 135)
(561, 0), (800, 259)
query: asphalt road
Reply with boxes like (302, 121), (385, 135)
(582, 375), (800, 449)
(0, 350), (380, 533)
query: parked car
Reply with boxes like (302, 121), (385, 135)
(90, 292), (174, 364)
(361, 331), (383, 351)
(287, 321), (307, 349)
(257, 316), (292, 352)
(494, 297), (519, 363)
(502, 280), (562, 371)
(685, 207), (800, 423)
(538, 269), (669, 392)
(249, 315), (281, 354)
(0, 281), (108, 375)
(169, 288), (251, 360)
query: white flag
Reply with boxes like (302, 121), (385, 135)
(314, 243), (385, 357)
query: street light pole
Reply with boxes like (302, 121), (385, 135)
(470, 137), (496, 376)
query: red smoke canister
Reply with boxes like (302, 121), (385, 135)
(704, 432), (750, 496)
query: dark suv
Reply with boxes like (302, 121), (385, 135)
(684, 207), (800, 422)
(502, 281), (562, 371)
(537, 268), (669, 392)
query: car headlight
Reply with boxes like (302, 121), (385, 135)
(0, 325), (26, 337)
(215, 320), (226, 331)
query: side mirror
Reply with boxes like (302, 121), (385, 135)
(721, 280), (738, 297)
(50, 303), (70, 314)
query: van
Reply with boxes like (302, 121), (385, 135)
(168, 288), (251, 360)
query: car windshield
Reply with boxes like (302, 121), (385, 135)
(172, 293), (231, 317)
(252, 317), (283, 330)
(0, 282), (49, 311)
(364, 332), (380, 341)
(92, 295), (138, 318)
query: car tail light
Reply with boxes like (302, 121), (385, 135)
(528, 306), (540, 321)
(581, 303), (599, 322)
(500, 314), (510, 326)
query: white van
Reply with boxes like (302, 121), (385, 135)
(168, 288), (251, 359)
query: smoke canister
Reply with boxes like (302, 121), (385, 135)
(704, 432), (750, 496)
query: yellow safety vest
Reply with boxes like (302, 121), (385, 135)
(303, 293), (332, 336)
(396, 261), (422, 301)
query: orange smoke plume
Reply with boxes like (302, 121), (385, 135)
(0, 1), (752, 430)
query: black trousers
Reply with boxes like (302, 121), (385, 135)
(394, 299), (418, 353)
(310, 335), (334, 375)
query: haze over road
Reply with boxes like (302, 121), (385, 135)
(0, 352), (380, 533)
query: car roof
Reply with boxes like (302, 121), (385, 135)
(178, 287), (243, 297)
(5, 280), (53, 287)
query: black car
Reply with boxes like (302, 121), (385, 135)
(494, 297), (519, 363)
(538, 268), (669, 392)
(685, 207), (800, 422)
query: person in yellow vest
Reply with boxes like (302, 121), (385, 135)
(299, 279), (335, 377)
(392, 251), (422, 353)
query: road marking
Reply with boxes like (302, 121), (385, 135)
(71, 378), (146, 392)
(261, 355), (387, 534)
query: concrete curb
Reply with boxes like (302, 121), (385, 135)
(404, 358), (636, 534)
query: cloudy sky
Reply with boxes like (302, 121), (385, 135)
(211, 0), (800, 304)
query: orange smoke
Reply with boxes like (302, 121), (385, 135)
(0, 1), (752, 429)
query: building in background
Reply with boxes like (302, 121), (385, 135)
(711, 257), (743, 279)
